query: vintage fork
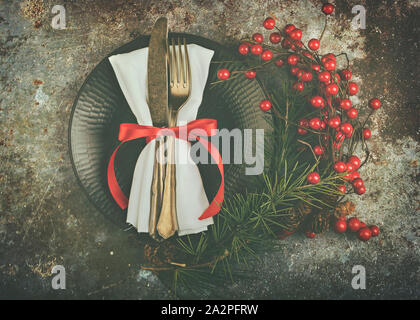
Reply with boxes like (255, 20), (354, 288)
(156, 38), (191, 239)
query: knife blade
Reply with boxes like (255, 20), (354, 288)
(147, 17), (169, 127)
(147, 17), (169, 238)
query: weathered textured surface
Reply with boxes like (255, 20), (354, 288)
(0, 0), (419, 299)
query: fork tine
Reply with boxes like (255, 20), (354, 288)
(168, 38), (173, 86)
(166, 36), (171, 84)
(178, 38), (185, 86)
(172, 38), (178, 85)
(184, 38), (190, 90)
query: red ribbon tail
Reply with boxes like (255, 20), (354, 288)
(196, 136), (224, 220)
(107, 142), (128, 210)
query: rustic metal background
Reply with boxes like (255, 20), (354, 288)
(0, 0), (418, 299)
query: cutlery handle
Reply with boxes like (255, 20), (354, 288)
(149, 139), (165, 238)
(157, 134), (178, 239)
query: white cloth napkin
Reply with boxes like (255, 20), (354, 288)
(109, 44), (215, 236)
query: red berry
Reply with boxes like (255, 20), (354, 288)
(259, 99), (271, 111)
(261, 50), (273, 61)
(334, 161), (347, 173)
(217, 69), (230, 80)
(303, 52), (314, 59)
(343, 171), (353, 181)
(347, 107), (358, 119)
(290, 67), (300, 76)
(281, 39), (293, 50)
(251, 44), (263, 55)
(369, 98), (381, 110)
(301, 71), (313, 82)
(253, 33), (263, 43)
(363, 128), (371, 139)
(340, 123), (353, 135)
(290, 28), (302, 41)
(348, 82), (359, 95)
(312, 64), (320, 72)
(309, 117), (322, 130)
(348, 156), (361, 169)
(263, 17), (276, 30)
(299, 119), (308, 126)
(334, 220), (347, 233)
(331, 73), (341, 84)
(339, 99), (352, 110)
(335, 131), (345, 143)
(370, 225), (380, 237)
(278, 230), (293, 240)
(275, 59), (284, 67)
(308, 39), (320, 51)
(345, 132), (353, 139)
(305, 231), (316, 238)
(238, 43), (249, 55)
(245, 71), (256, 79)
(297, 127), (307, 135)
(294, 40), (303, 50)
(346, 163), (355, 173)
(328, 116), (341, 128)
(314, 145), (324, 155)
(322, 3), (335, 15)
(352, 178), (364, 189)
(355, 185), (366, 195)
(287, 54), (299, 65)
(269, 32), (282, 44)
(307, 172), (321, 184)
(360, 221), (367, 228)
(293, 82), (304, 91)
(298, 119), (309, 135)
(284, 24), (296, 34)
(310, 96), (324, 108)
(358, 227), (372, 241)
(324, 59), (336, 71)
(326, 83), (339, 95)
(338, 185), (346, 194)
(348, 217), (361, 232)
(341, 69), (352, 80)
(321, 53), (336, 63)
(318, 71), (331, 83)
(350, 171), (360, 182)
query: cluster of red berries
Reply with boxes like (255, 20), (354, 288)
(217, 6), (382, 197)
(304, 94), (381, 192)
(333, 155), (366, 195)
(333, 217), (380, 242)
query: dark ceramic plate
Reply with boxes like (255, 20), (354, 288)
(69, 33), (273, 228)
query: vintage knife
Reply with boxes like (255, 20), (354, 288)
(147, 17), (169, 238)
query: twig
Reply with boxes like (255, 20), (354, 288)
(141, 250), (230, 272)
(87, 280), (123, 296)
(297, 139), (318, 161)
(319, 16), (328, 42)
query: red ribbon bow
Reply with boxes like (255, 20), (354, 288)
(107, 119), (224, 220)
